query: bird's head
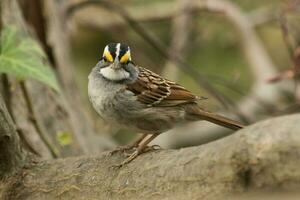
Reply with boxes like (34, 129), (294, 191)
(102, 43), (131, 68)
(97, 43), (137, 82)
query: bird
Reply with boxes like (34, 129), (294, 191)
(88, 42), (244, 167)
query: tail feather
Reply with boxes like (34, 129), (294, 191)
(186, 106), (245, 130)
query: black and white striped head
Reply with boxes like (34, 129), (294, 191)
(102, 43), (131, 64)
(97, 43), (137, 83)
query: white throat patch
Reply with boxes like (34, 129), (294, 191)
(100, 67), (130, 81)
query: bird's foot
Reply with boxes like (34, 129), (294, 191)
(111, 149), (141, 169)
(111, 145), (162, 169)
(106, 145), (136, 156)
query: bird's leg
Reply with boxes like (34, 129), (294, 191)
(107, 134), (148, 156)
(115, 134), (159, 168)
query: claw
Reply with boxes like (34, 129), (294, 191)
(106, 145), (136, 156)
(111, 150), (140, 168)
(109, 134), (160, 169)
(151, 144), (162, 150)
(109, 164), (122, 170)
(143, 144), (162, 153)
(110, 145), (162, 169)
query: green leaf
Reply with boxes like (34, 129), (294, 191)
(56, 131), (73, 146)
(0, 26), (59, 91)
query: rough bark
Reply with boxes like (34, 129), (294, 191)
(0, 94), (26, 179)
(1, 114), (300, 199)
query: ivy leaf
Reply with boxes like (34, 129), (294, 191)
(0, 26), (59, 91)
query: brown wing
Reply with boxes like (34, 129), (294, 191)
(126, 66), (199, 107)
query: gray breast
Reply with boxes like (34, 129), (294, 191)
(88, 67), (186, 133)
(88, 68), (141, 122)
(89, 70), (119, 119)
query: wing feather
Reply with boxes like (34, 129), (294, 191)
(126, 66), (200, 107)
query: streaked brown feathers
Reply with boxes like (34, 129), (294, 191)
(126, 66), (198, 107)
(126, 66), (244, 130)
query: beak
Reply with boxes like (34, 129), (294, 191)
(111, 59), (121, 70)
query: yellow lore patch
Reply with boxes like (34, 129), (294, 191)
(104, 50), (114, 62)
(120, 51), (130, 63)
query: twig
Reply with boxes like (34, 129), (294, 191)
(20, 81), (59, 158)
(247, 5), (278, 26)
(162, 0), (193, 81)
(279, 12), (297, 68)
(278, 2), (300, 102)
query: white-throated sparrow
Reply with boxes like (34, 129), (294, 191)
(88, 43), (244, 166)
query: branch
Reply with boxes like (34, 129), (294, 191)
(67, 1), (280, 29)
(247, 5), (278, 26)
(278, 3), (300, 103)
(0, 94), (26, 179)
(162, 0), (193, 80)
(2, 114), (300, 199)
